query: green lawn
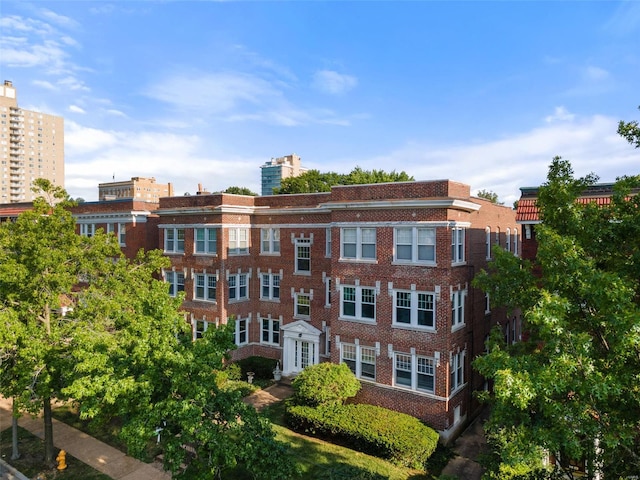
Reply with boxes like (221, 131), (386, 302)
(0, 426), (112, 480)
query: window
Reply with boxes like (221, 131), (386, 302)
(229, 273), (249, 301)
(341, 343), (376, 381)
(260, 273), (280, 300)
(295, 293), (310, 317)
(261, 318), (280, 345)
(295, 240), (311, 274)
(107, 223), (115, 234)
(513, 229), (518, 256)
(235, 318), (248, 346)
(195, 228), (217, 254)
(341, 227), (376, 260)
(228, 227), (249, 255)
(325, 277), (332, 307)
(485, 293), (490, 314)
(165, 228), (185, 253)
(340, 286), (376, 321)
(451, 227), (465, 263)
(325, 228), (332, 257)
(450, 351), (465, 393)
(394, 352), (435, 393)
(118, 223), (126, 246)
(194, 273), (217, 302)
(485, 227), (491, 259)
(80, 223), (94, 237)
(451, 289), (465, 328)
(394, 227), (435, 263)
(393, 290), (435, 329)
(165, 271), (185, 297)
(193, 318), (210, 340)
(506, 228), (511, 252)
(261, 228), (280, 254)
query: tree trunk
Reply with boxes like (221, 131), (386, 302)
(11, 398), (20, 460)
(43, 397), (55, 465)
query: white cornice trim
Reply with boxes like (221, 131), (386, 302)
(319, 199), (481, 212)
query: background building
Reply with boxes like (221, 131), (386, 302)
(260, 153), (307, 196)
(0, 81), (64, 204)
(98, 176), (174, 201)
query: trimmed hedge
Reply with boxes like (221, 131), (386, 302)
(291, 362), (361, 406)
(286, 403), (439, 469)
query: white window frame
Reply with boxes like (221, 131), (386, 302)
(235, 317), (248, 346)
(118, 223), (126, 246)
(394, 227), (436, 264)
(325, 277), (332, 307)
(261, 317), (280, 345)
(340, 285), (376, 322)
(194, 227), (217, 255)
(341, 343), (376, 381)
(260, 228), (280, 254)
(165, 270), (185, 297)
(295, 239), (311, 274)
(485, 227), (491, 260)
(450, 350), (465, 393)
(393, 351), (435, 394)
(451, 227), (465, 264)
(228, 273), (249, 302)
(194, 273), (217, 302)
(392, 290), (436, 330)
(228, 227), (249, 255)
(164, 227), (185, 253)
(506, 228), (511, 252)
(340, 227), (376, 261)
(80, 223), (95, 238)
(451, 289), (466, 330)
(193, 318), (211, 340)
(107, 223), (115, 235)
(294, 292), (310, 318)
(260, 272), (280, 301)
(325, 227), (332, 257)
(485, 292), (491, 314)
(513, 228), (519, 256)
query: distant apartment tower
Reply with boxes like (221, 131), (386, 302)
(98, 177), (174, 201)
(260, 153), (307, 196)
(0, 81), (64, 203)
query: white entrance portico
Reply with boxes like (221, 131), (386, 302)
(281, 320), (321, 376)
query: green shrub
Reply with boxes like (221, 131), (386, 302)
(225, 362), (242, 381)
(285, 403), (439, 469)
(235, 356), (278, 380)
(291, 362), (361, 406)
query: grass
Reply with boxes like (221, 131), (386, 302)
(0, 426), (111, 480)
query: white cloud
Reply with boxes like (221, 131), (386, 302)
(69, 105), (86, 114)
(585, 65), (610, 81)
(545, 106), (575, 123)
(39, 9), (80, 29)
(312, 70), (358, 95)
(105, 109), (127, 117)
(32, 79), (57, 90)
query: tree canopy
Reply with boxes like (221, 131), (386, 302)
(223, 186), (259, 196)
(473, 157), (640, 478)
(476, 189), (503, 205)
(275, 166), (414, 194)
(617, 105), (640, 149)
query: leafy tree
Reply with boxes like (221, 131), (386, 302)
(473, 157), (640, 478)
(618, 105), (640, 148)
(275, 167), (413, 194)
(476, 189), (503, 205)
(291, 362), (361, 407)
(223, 186), (258, 196)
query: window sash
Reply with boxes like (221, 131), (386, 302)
(395, 227), (435, 263)
(229, 228), (249, 255)
(296, 245), (310, 272)
(394, 353), (435, 393)
(394, 291), (435, 328)
(341, 286), (376, 321)
(261, 318), (280, 345)
(195, 228), (217, 254)
(296, 294), (310, 317)
(194, 274), (216, 301)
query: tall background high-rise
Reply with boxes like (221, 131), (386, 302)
(0, 81), (64, 203)
(260, 153), (307, 196)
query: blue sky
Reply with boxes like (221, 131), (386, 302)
(1, 1), (639, 204)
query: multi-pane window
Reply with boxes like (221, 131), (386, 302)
(165, 228), (185, 253)
(165, 271), (185, 297)
(341, 343), (376, 381)
(261, 228), (280, 254)
(450, 351), (465, 393)
(260, 273), (280, 300)
(506, 228), (511, 252)
(194, 273), (217, 302)
(228, 228), (249, 255)
(394, 352), (435, 393)
(295, 240), (311, 273)
(485, 227), (491, 259)
(513, 229), (518, 256)
(325, 228), (332, 257)
(80, 223), (95, 237)
(451, 227), (465, 263)
(325, 278), (332, 307)
(229, 273), (248, 301)
(341, 227), (376, 260)
(341, 286), (376, 321)
(235, 318), (248, 346)
(193, 318), (210, 340)
(451, 289), (465, 328)
(393, 290), (435, 329)
(394, 227), (436, 263)
(485, 293), (491, 314)
(107, 223), (115, 235)
(195, 228), (217, 254)
(118, 223), (126, 246)
(261, 318), (280, 345)
(295, 293), (310, 317)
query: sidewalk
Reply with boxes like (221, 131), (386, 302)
(0, 397), (170, 480)
(243, 381), (294, 411)
(440, 408), (489, 480)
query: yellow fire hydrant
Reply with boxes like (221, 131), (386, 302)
(56, 449), (67, 470)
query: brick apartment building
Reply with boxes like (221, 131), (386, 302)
(72, 179), (517, 439)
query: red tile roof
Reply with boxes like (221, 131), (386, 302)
(516, 195), (613, 223)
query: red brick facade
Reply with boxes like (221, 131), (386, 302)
(71, 181), (517, 440)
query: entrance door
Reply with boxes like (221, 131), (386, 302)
(293, 340), (315, 373)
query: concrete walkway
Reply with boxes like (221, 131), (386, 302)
(440, 408), (489, 480)
(243, 381), (294, 411)
(0, 397), (170, 480)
